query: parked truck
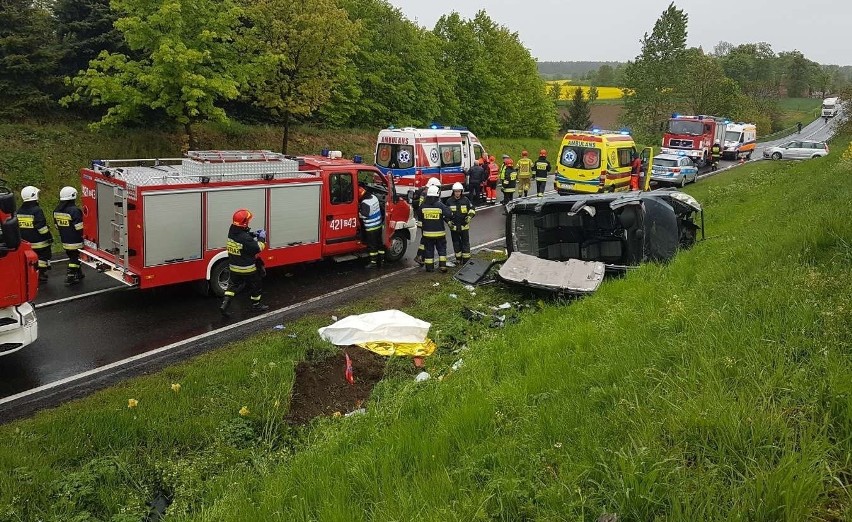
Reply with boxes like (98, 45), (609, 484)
(78, 150), (416, 297)
(0, 181), (39, 356)
(661, 114), (726, 168)
(822, 97), (839, 118)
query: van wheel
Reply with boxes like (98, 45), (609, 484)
(385, 232), (407, 262)
(746, 152), (752, 160)
(209, 260), (230, 298)
(771, 152), (782, 160)
(811, 154), (820, 159)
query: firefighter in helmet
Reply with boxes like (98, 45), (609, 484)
(220, 209), (268, 316)
(445, 182), (475, 264)
(500, 158), (518, 205)
(359, 186), (384, 269)
(413, 177), (441, 266)
(710, 142), (722, 172)
(53, 186), (84, 286)
(19, 186), (53, 283)
(516, 150), (533, 197)
(534, 149), (551, 197)
(418, 185), (452, 272)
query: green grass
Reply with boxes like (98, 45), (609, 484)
(2, 136), (851, 520)
(777, 97), (823, 130)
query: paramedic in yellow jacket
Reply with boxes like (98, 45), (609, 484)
(516, 150), (534, 197)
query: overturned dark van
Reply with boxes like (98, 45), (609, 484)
(505, 190), (703, 270)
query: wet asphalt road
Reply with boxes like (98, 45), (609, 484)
(1, 115), (840, 400)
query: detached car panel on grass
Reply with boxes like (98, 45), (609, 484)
(505, 190), (703, 270)
(763, 140), (829, 160)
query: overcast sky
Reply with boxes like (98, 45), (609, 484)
(387, 0), (851, 66)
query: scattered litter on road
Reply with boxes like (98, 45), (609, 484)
(491, 302), (512, 310)
(344, 408), (366, 417)
(463, 284), (475, 292)
(415, 371), (431, 382)
(448, 293), (458, 299)
(287, 333), (297, 339)
(331, 315), (338, 322)
(272, 324), (286, 330)
(432, 282), (440, 287)
(451, 359), (464, 371)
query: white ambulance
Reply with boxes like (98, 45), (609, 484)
(374, 126), (488, 195)
(722, 122), (757, 160)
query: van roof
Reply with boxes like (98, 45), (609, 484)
(562, 130), (634, 143)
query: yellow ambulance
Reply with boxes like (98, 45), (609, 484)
(555, 130), (637, 194)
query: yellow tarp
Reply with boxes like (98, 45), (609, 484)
(356, 339), (437, 357)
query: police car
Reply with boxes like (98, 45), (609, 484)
(650, 153), (699, 187)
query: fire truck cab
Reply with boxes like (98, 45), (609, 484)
(79, 150), (416, 297)
(661, 115), (726, 168)
(374, 126), (488, 196)
(0, 185), (39, 356)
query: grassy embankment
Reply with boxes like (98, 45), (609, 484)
(776, 97), (823, 129)
(1, 134), (850, 520)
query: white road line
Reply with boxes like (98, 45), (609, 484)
(34, 286), (129, 309)
(3, 236), (508, 406)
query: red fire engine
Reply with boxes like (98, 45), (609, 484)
(78, 150), (416, 296)
(661, 114), (726, 168)
(0, 182), (39, 356)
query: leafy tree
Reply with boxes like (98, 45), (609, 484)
(778, 50), (818, 98)
(719, 42), (780, 98)
(712, 40), (733, 57)
(562, 86), (591, 131)
(677, 48), (739, 116)
(62, 0), (245, 149)
(241, 0), (357, 153)
(587, 85), (599, 103)
(546, 82), (562, 106)
(0, 0), (62, 119)
(621, 2), (689, 140)
(595, 64), (615, 85)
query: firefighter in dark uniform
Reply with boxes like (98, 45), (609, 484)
(19, 186), (53, 283)
(418, 185), (452, 273)
(500, 158), (518, 205)
(359, 186), (384, 269)
(466, 159), (486, 204)
(219, 209), (269, 316)
(53, 186), (84, 286)
(710, 142), (722, 171)
(534, 149), (551, 197)
(445, 182), (475, 264)
(413, 177), (440, 266)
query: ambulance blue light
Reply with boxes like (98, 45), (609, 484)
(672, 113), (680, 119)
(430, 124), (438, 129)
(388, 124), (395, 129)
(321, 148), (329, 157)
(353, 155), (363, 164)
(592, 128), (601, 134)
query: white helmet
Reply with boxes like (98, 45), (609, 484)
(426, 185), (440, 197)
(452, 182), (464, 192)
(59, 186), (78, 201)
(21, 186), (39, 202)
(426, 177), (440, 187)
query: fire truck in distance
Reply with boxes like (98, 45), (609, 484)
(0, 181), (39, 356)
(78, 150), (416, 297)
(661, 114), (726, 168)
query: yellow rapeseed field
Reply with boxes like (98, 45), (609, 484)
(546, 80), (623, 101)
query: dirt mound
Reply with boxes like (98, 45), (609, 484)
(590, 104), (624, 129)
(286, 348), (386, 424)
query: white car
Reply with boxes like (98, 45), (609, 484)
(763, 140), (829, 160)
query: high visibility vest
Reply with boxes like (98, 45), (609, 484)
(516, 158), (533, 179)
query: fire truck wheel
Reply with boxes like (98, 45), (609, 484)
(209, 260), (231, 298)
(384, 232), (408, 262)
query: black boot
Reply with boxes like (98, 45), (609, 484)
(65, 273), (80, 286)
(251, 302), (269, 312)
(219, 296), (232, 316)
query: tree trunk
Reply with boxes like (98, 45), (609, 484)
(183, 122), (195, 154)
(281, 113), (290, 154)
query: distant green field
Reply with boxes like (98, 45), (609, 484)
(777, 97), (823, 129)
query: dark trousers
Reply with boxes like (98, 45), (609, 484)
(469, 183), (482, 203)
(502, 190), (514, 205)
(536, 179), (547, 196)
(34, 246), (51, 279)
(450, 229), (471, 262)
(365, 227), (384, 265)
(225, 270), (263, 302)
(423, 236), (447, 272)
(65, 249), (82, 279)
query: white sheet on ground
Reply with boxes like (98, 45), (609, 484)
(318, 309), (431, 345)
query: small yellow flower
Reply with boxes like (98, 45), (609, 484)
(127, 399), (138, 409)
(170, 383), (181, 393)
(273, 399), (281, 408)
(332, 411), (342, 418)
(239, 406), (250, 417)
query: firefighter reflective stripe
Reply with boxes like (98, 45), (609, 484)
(517, 158), (533, 178)
(37, 259), (49, 268)
(38, 226), (49, 234)
(18, 216), (34, 228)
(54, 212), (72, 227)
(229, 263), (256, 274)
(419, 203), (450, 238)
(360, 195), (382, 231)
(28, 240), (51, 249)
(62, 242), (83, 250)
(74, 222), (84, 231)
(535, 160), (551, 181)
(446, 196), (475, 231)
(501, 168), (518, 192)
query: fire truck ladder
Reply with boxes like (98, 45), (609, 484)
(111, 185), (130, 271)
